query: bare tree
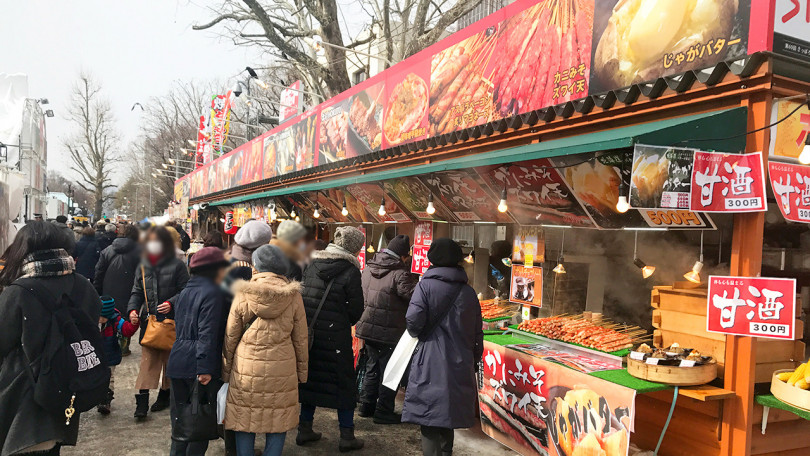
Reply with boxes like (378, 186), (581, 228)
(193, 0), (482, 96)
(64, 73), (119, 220)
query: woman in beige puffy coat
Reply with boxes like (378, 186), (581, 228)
(222, 244), (309, 456)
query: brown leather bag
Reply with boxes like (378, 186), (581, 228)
(138, 265), (176, 351)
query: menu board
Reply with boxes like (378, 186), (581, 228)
(629, 145), (695, 210)
(179, 0), (754, 199)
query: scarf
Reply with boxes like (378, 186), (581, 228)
(20, 249), (75, 279)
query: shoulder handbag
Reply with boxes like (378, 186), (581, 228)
(382, 282), (465, 390)
(308, 277), (336, 350)
(139, 265), (176, 351)
(172, 381), (220, 442)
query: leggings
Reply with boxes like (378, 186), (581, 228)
(420, 426), (454, 456)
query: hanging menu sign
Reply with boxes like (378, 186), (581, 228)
(509, 265), (542, 307)
(689, 151), (767, 213)
(629, 145), (695, 209)
(707, 276), (796, 340)
(769, 161), (810, 223)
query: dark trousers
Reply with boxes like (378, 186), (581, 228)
(169, 377), (215, 456)
(359, 341), (396, 413)
(300, 403), (354, 428)
(420, 426), (454, 456)
(169, 440), (209, 456)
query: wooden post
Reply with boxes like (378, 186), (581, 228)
(720, 91), (771, 455)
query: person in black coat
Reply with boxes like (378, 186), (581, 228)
(74, 226), (101, 282)
(167, 247), (229, 456)
(0, 221), (102, 455)
(297, 226), (366, 452)
(166, 221), (191, 252)
(127, 226), (190, 420)
(401, 238), (483, 456)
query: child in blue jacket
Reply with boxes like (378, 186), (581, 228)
(98, 296), (138, 414)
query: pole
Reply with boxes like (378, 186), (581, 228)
(246, 75), (252, 140)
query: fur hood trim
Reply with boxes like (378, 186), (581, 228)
(311, 244), (361, 269)
(233, 272), (302, 319)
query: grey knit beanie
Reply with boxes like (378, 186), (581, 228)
(276, 220), (307, 244)
(252, 244), (290, 276)
(333, 226), (365, 255)
(234, 220), (273, 249)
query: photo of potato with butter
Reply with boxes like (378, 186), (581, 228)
(591, 0), (749, 91)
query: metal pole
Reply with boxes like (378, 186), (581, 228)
(246, 75), (252, 140)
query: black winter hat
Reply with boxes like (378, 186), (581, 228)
(386, 234), (411, 258)
(427, 238), (464, 267)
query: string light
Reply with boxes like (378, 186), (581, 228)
(313, 203), (320, 219)
(378, 197), (386, 216)
(426, 193), (436, 215)
(341, 200), (348, 216)
(633, 231), (655, 279)
(498, 187), (508, 213)
(684, 231), (705, 284)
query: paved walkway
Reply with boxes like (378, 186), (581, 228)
(62, 342), (514, 455)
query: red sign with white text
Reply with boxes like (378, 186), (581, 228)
(357, 226), (366, 270)
(280, 80), (302, 123)
(411, 245), (431, 275)
(690, 151), (767, 213)
(707, 276), (796, 340)
(414, 221), (433, 246)
(769, 161), (810, 223)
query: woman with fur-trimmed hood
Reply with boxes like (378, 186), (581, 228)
(222, 244), (308, 455)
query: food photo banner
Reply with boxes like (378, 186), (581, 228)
(180, 0), (755, 200)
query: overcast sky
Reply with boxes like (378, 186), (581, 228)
(1, 0), (262, 184)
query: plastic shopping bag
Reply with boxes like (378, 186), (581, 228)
(382, 332), (419, 391)
(216, 382), (228, 425)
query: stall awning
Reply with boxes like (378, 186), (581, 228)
(211, 107), (747, 206)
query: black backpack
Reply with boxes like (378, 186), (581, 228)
(13, 276), (111, 423)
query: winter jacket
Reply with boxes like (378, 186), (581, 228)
(356, 252), (418, 345)
(96, 231), (116, 252)
(402, 266), (483, 429)
(52, 222), (76, 254)
(222, 273), (308, 433)
(270, 238), (303, 281)
(74, 236), (101, 281)
(168, 276), (227, 379)
(298, 245), (364, 410)
(94, 238), (141, 315)
(0, 274), (101, 455)
(174, 225), (191, 252)
(100, 310), (139, 367)
(127, 255), (189, 341)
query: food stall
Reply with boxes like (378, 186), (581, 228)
(175, 0), (810, 454)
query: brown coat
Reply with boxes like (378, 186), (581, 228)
(222, 272), (308, 433)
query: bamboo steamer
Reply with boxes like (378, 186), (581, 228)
(627, 357), (717, 386)
(771, 369), (810, 411)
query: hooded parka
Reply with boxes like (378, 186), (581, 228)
(222, 272), (308, 433)
(356, 251), (418, 345)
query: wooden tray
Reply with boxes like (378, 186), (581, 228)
(771, 369), (810, 412)
(627, 357), (717, 386)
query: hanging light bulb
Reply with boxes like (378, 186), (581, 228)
(502, 258), (512, 267)
(295, 216), (300, 222)
(464, 251), (475, 264)
(633, 231), (655, 279)
(426, 193), (436, 215)
(799, 134), (810, 165)
(378, 197), (386, 216)
(553, 229), (566, 274)
(367, 244), (375, 253)
(269, 205), (277, 222)
(290, 207), (297, 218)
(498, 187), (508, 213)
(684, 231), (705, 284)
(616, 154), (630, 213)
(341, 200), (349, 216)
(313, 203), (320, 219)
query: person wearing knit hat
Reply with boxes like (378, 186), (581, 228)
(426, 237), (464, 267)
(167, 246), (230, 454)
(97, 295), (139, 414)
(355, 233), (418, 424)
(227, 220), (274, 286)
(297, 225), (366, 451)
(252, 244), (290, 277)
(270, 220), (307, 281)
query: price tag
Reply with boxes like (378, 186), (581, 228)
(679, 360), (696, 367)
(524, 254), (534, 268)
(629, 352), (646, 361)
(645, 358), (660, 365)
(521, 306), (531, 321)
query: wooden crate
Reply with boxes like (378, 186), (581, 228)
(651, 285), (805, 383)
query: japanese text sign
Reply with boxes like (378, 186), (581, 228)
(690, 151), (767, 213)
(769, 161), (810, 223)
(414, 221), (433, 246)
(357, 226), (366, 270)
(510, 265), (542, 307)
(279, 80), (302, 122)
(707, 276), (796, 340)
(479, 341), (634, 456)
(411, 245), (431, 275)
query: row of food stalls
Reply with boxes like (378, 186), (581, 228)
(174, 0), (810, 454)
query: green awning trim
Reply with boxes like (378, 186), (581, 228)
(211, 107), (747, 206)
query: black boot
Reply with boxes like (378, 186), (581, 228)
(372, 409), (402, 425)
(97, 388), (114, 415)
(358, 402), (375, 418)
(296, 421), (322, 446)
(338, 426), (364, 452)
(134, 392), (149, 420)
(150, 388), (170, 412)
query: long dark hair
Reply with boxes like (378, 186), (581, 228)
(0, 221), (74, 286)
(144, 226), (176, 260)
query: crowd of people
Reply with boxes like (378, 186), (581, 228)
(0, 216), (483, 456)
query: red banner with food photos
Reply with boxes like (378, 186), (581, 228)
(689, 151), (767, 213)
(769, 161), (810, 223)
(707, 276), (796, 340)
(479, 341), (634, 456)
(181, 0), (754, 202)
